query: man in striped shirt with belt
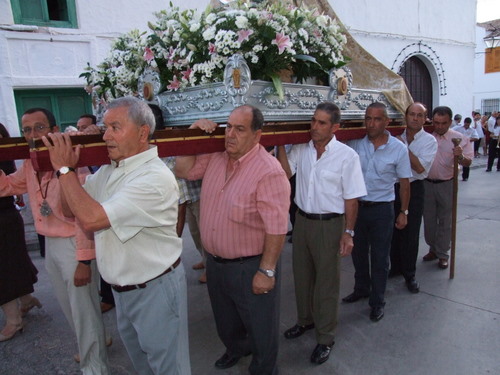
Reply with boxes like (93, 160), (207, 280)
(176, 105), (290, 375)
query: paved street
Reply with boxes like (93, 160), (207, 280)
(1, 156), (499, 375)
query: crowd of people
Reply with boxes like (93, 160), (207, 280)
(0, 97), (498, 375)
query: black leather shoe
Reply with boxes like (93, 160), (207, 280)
(214, 352), (243, 369)
(284, 323), (314, 339)
(406, 278), (420, 293)
(370, 306), (384, 322)
(310, 343), (334, 364)
(342, 291), (370, 303)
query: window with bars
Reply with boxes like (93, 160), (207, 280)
(481, 98), (500, 116)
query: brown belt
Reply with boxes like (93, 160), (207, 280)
(111, 257), (181, 293)
(297, 208), (342, 220)
(425, 178), (453, 184)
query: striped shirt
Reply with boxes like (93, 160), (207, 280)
(188, 144), (290, 259)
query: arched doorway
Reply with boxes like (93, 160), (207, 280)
(399, 56), (433, 113)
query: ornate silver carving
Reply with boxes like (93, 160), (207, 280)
(155, 54), (401, 125)
(328, 66), (353, 110)
(224, 54), (251, 107)
(138, 67), (161, 102)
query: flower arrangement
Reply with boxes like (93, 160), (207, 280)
(80, 1), (347, 100)
(80, 29), (146, 99)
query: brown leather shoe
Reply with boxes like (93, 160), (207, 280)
(423, 252), (438, 261)
(438, 259), (449, 269)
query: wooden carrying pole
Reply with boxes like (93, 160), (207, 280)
(449, 137), (462, 279)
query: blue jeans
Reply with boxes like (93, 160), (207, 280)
(352, 202), (394, 308)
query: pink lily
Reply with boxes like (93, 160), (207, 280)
(272, 32), (292, 55)
(208, 42), (217, 55)
(181, 68), (192, 80)
(143, 47), (154, 63)
(167, 76), (181, 91)
(237, 29), (254, 43)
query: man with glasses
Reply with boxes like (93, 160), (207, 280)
(0, 108), (110, 374)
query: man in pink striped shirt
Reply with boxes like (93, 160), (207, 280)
(176, 105), (290, 375)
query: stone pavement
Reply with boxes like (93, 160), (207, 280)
(1, 155), (499, 375)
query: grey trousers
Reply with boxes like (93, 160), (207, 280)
(113, 263), (191, 375)
(423, 180), (453, 260)
(292, 213), (343, 345)
(45, 236), (110, 375)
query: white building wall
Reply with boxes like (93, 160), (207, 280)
(0, 0), (479, 136)
(333, 0), (476, 117)
(473, 25), (500, 113)
(0, 0), (209, 135)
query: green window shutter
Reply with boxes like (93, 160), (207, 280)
(18, 0), (45, 21)
(10, 0), (78, 28)
(56, 95), (89, 129)
(14, 89), (92, 132)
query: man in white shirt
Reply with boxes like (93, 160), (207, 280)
(472, 112), (484, 157)
(42, 97), (191, 375)
(451, 114), (462, 129)
(277, 102), (366, 365)
(455, 117), (478, 180)
(390, 102), (437, 292)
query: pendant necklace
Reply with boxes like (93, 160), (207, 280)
(38, 172), (53, 217)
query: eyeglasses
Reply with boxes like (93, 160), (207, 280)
(408, 112), (425, 119)
(21, 125), (51, 135)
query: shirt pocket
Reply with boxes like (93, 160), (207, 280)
(373, 156), (396, 177)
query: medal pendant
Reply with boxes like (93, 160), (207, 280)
(40, 199), (52, 217)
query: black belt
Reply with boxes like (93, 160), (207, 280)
(297, 208), (342, 220)
(358, 201), (392, 207)
(112, 257), (181, 293)
(212, 254), (261, 264)
(425, 178), (453, 184)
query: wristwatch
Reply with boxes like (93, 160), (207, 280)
(400, 209), (409, 215)
(258, 268), (276, 278)
(345, 229), (355, 237)
(79, 260), (91, 265)
(56, 166), (75, 178)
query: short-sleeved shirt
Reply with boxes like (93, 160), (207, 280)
(0, 160), (88, 238)
(348, 132), (412, 202)
(84, 146), (181, 286)
(400, 128), (438, 182)
(287, 136), (366, 214)
(428, 129), (475, 180)
(187, 143), (290, 259)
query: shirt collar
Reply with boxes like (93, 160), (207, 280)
(307, 135), (338, 153)
(111, 146), (158, 173)
(224, 142), (260, 166)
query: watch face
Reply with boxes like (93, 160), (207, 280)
(60, 167), (70, 174)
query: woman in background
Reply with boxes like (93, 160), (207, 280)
(0, 123), (41, 342)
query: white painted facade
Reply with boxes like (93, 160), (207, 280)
(0, 0), (208, 136)
(333, 0), (477, 117)
(473, 23), (500, 114)
(0, 0), (479, 136)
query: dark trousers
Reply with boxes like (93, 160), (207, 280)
(352, 202), (394, 308)
(289, 175), (297, 229)
(487, 138), (500, 170)
(462, 166), (470, 180)
(100, 277), (115, 305)
(390, 180), (424, 281)
(206, 255), (280, 375)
